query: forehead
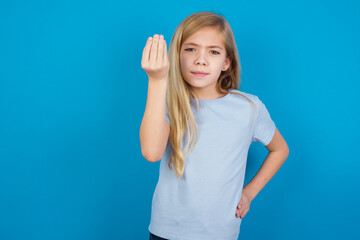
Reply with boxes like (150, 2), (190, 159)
(183, 27), (225, 47)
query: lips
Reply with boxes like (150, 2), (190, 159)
(191, 71), (209, 77)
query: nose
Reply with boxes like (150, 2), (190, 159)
(196, 59), (207, 65)
(195, 51), (208, 66)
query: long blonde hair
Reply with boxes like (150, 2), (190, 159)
(166, 11), (255, 178)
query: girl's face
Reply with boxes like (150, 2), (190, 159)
(179, 27), (231, 99)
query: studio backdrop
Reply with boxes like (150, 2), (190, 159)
(0, 1), (359, 240)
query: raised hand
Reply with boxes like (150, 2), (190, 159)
(141, 34), (170, 82)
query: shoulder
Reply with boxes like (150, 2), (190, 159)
(228, 88), (260, 104)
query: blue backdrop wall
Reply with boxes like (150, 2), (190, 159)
(1, 0), (359, 239)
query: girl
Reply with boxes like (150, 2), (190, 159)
(140, 11), (289, 240)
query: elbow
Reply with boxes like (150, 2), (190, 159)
(141, 150), (162, 163)
(284, 145), (290, 160)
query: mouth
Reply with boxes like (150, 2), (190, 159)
(191, 72), (209, 77)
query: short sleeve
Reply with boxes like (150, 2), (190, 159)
(252, 97), (276, 146)
(165, 104), (170, 124)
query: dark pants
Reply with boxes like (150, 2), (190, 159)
(149, 231), (169, 240)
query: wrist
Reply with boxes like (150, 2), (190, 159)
(242, 184), (257, 201)
(148, 77), (168, 84)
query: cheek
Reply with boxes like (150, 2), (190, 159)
(216, 60), (226, 70)
(216, 58), (225, 65)
(179, 56), (190, 71)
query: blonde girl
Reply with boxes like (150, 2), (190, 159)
(140, 11), (289, 240)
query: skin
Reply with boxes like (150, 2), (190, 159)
(140, 34), (170, 162)
(179, 27), (231, 99)
(141, 34), (169, 81)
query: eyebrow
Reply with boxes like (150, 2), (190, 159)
(183, 42), (224, 50)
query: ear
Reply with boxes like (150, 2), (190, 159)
(222, 57), (231, 71)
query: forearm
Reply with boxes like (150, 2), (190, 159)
(243, 150), (288, 201)
(140, 78), (168, 161)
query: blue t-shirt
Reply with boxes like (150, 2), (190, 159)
(148, 88), (276, 240)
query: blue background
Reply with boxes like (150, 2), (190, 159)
(1, 0), (359, 239)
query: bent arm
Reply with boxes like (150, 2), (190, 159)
(243, 127), (289, 200)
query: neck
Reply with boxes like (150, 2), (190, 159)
(193, 88), (228, 100)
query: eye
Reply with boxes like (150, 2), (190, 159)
(184, 48), (220, 55)
(210, 50), (220, 55)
